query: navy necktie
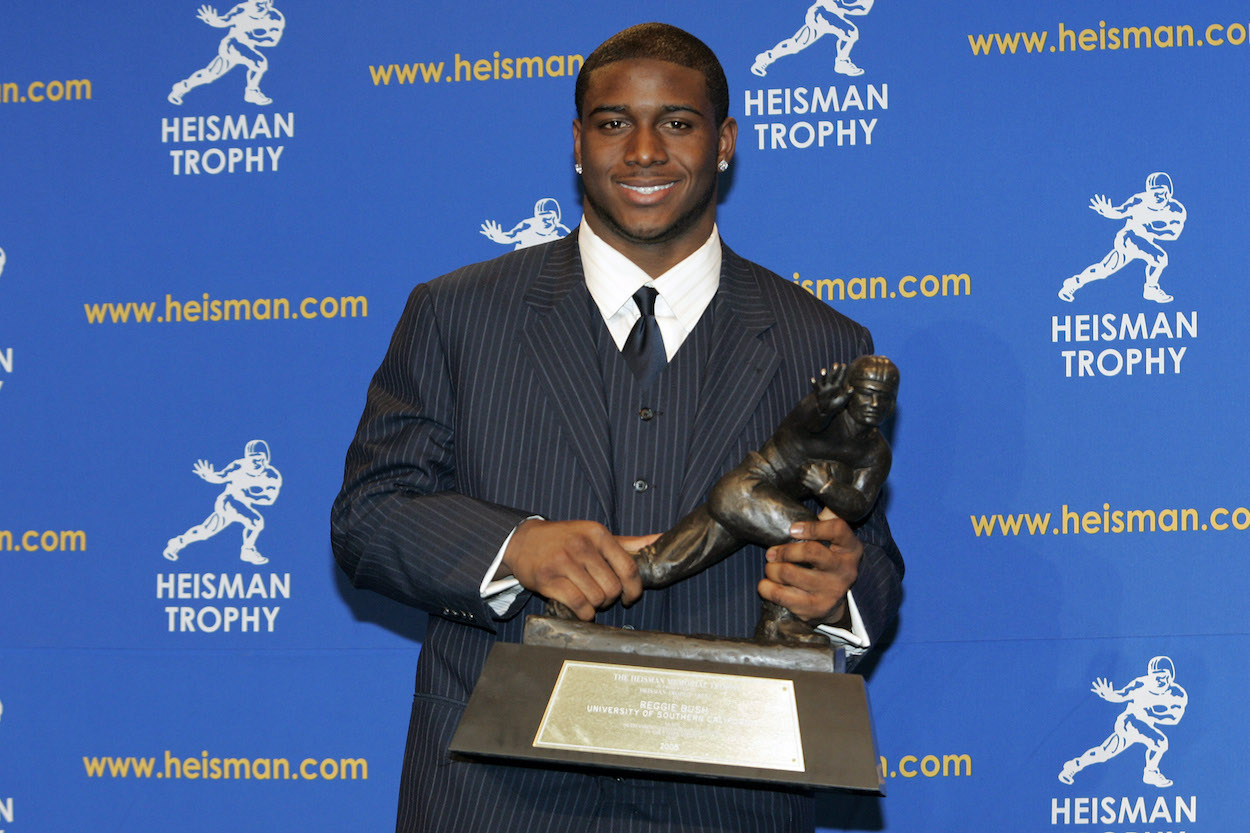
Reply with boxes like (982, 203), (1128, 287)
(622, 286), (666, 387)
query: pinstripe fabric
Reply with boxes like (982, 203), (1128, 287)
(331, 232), (903, 832)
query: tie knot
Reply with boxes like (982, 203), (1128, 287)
(632, 286), (658, 317)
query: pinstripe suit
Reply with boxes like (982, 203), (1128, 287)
(331, 232), (902, 832)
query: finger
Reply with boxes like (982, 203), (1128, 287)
(561, 526), (641, 609)
(765, 539), (837, 567)
(545, 576), (598, 622)
(616, 532), (660, 553)
(758, 576), (841, 623)
(600, 535), (645, 605)
(787, 511), (853, 544)
(764, 553), (853, 593)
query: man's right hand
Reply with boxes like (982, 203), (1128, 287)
(500, 520), (647, 621)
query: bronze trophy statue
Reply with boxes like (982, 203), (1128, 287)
(547, 355), (898, 647)
(453, 356), (899, 792)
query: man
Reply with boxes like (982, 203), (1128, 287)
(1059, 656), (1188, 788)
(481, 198), (573, 250)
(165, 439), (281, 565)
(168, 0), (286, 106)
(752, 1), (876, 78)
(1059, 172), (1187, 304)
(332, 22), (902, 833)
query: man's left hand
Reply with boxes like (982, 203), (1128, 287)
(758, 507), (861, 626)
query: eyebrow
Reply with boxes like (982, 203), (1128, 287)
(587, 103), (704, 117)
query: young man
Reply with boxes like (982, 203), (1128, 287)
(332, 23), (902, 833)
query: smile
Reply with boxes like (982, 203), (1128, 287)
(620, 182), (676, 195)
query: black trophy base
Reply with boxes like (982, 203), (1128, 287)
(448, 618), (883, 794)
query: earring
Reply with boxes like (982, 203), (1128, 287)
(575, 163), (583, 175)
(717, 160), (729, 172)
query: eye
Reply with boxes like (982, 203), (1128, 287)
(598, 118), (629, 131)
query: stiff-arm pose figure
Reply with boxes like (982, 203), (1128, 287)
(752, 0), (876, 77)
(1059, 656), (1188, 788)
(615, 355), (897, 643)
(168, 1), (286, 106)
(164, 439), (282, 565)
(1059, 173), (1186, 304)
(480, 198), (572, 250)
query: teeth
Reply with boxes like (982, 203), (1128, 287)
(622, 183), (674, 195)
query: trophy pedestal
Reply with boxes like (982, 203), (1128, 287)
(448, 617), (883, 793)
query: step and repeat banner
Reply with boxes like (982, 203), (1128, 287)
(2, 1), (1247, 830)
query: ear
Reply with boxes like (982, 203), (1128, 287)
(717, 117), (738, 168)
(572, 118), (583, 169)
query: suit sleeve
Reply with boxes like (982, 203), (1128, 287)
(330, 283), (531, 630)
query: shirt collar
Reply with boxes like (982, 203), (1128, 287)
(579, 217), (721, 334)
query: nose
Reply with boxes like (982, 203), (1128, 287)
(626, 125), (666, 167)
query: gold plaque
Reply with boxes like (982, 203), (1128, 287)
(533, 660), (805, 772)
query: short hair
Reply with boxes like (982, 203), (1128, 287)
(575, 23), (730, 126)
(849, 355), (900, 388)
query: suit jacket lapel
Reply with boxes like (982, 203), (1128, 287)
(678, 246), (781, 513)
(519, 235), (615, 521)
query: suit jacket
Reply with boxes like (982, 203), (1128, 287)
(331, 233), (903, 833)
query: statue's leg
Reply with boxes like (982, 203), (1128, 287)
(709, 452), (817, 543)
(634, 506), (741, 588)
(545, 506), (741, 618)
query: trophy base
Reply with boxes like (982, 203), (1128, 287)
(448, 617), (883, 793)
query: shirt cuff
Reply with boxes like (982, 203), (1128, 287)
(479, 516), (540, 615)
(814, 590), (869, 658)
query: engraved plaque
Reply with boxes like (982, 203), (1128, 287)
(533, 660), (804, 771)
(450, 642), (883, 793)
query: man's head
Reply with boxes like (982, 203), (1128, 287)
(1148, 655), (1175, 686)
(1146, 172), (1173, 204)
(573, 23), (737, 275)
(534, 197), (561, 229)
(575, 23), (729, 126)
(846, 356), (899, 427)
(245, 439), (271, 467)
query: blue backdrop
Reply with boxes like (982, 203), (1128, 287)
(2, 1), (1246, 830)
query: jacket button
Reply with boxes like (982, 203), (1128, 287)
(638, 407), (654, 421)
(633, 479), (649, 492)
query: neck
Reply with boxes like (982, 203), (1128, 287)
(582, 208), (716, 279)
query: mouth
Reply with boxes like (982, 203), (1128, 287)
(619, 181), (676, 196)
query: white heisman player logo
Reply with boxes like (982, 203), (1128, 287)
(1059, 656), (1188, 788)
(168, 1), (286, 106)
(752, 0), (876, 78)
(1059, 173), (1187, 304)
(164, 440), (283, 566)
(0, 247), (6, 279)
(480, 198), (571, 250)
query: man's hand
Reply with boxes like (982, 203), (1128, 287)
(501, 520), (650, 621)
(811, 364), (851, 414)
(1089, 194), (1117, 218)
(196, 5), (222, 26)
(758, 508), (861, 626)
(479, 220), (509, 244)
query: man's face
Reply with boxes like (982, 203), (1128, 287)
(1148, 185), (1171, 205)
(537, 210), (559, 230)
(246, 452), (267, 471)
(846, 376), (895, 427)
(1152, 669), (1173, 688)
(573, 58), (735, 269)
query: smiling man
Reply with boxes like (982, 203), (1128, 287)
(332, 22), (902, 833)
